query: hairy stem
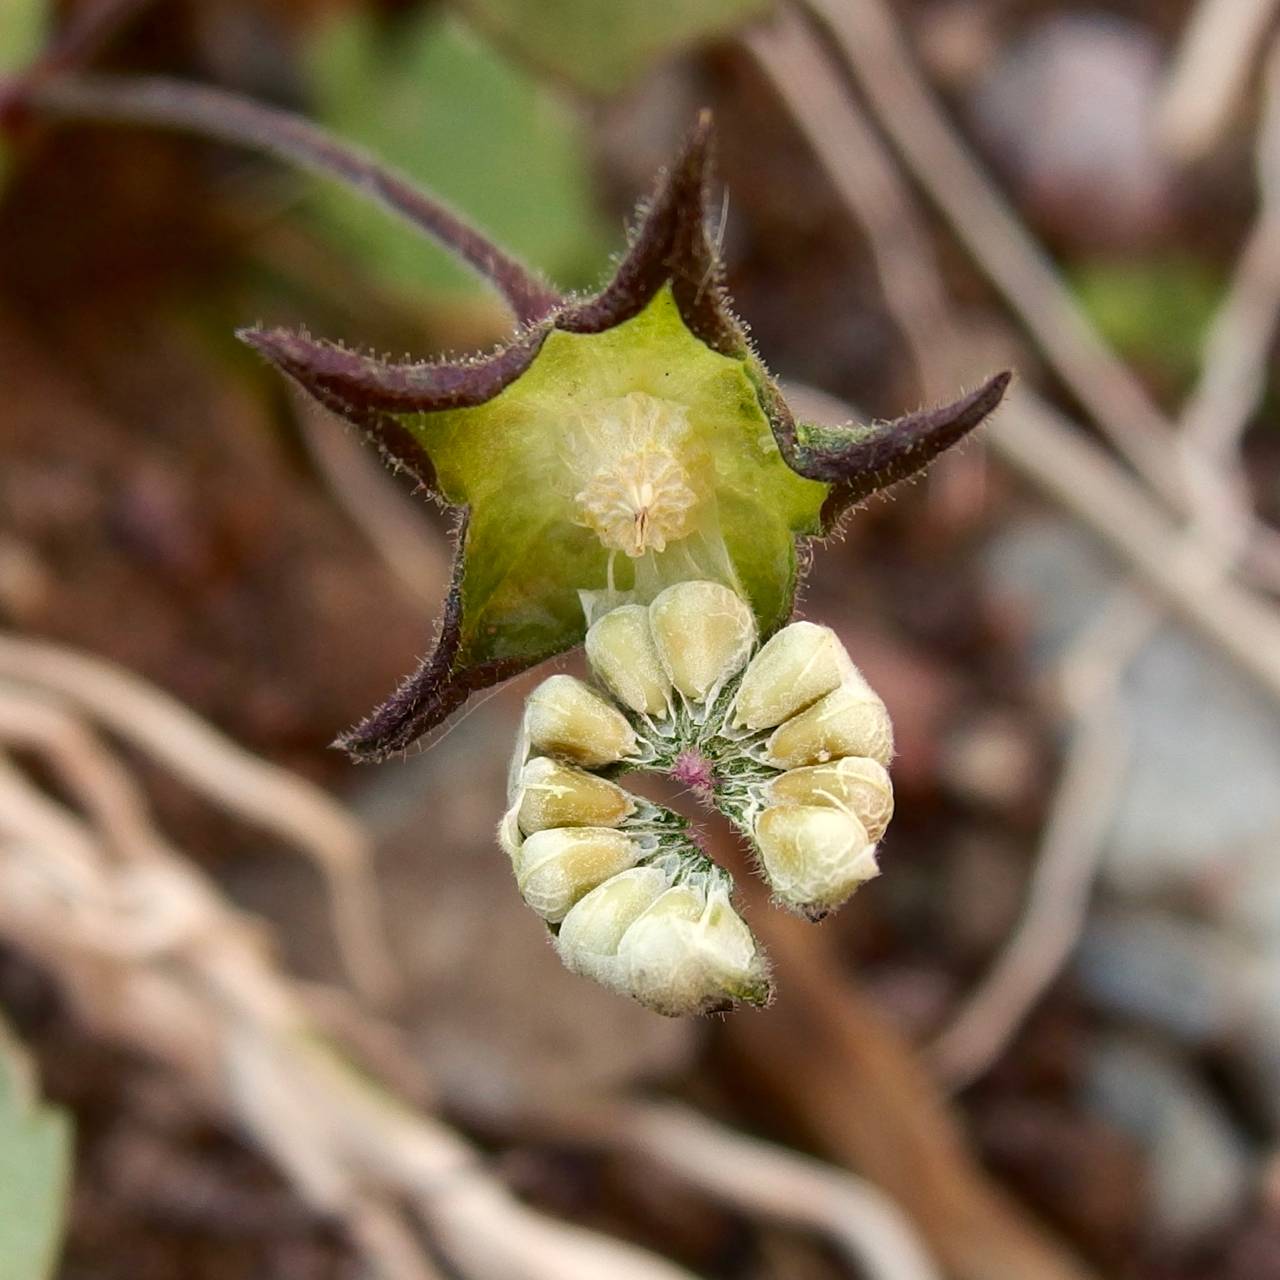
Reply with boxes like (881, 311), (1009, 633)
(11, 72), (564, 326)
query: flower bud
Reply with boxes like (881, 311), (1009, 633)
(649, 580), (756, 704)
(616, 880), (771, 1015)
(754, 804), (879, 917)
(515, 827), (641, 922)
(763, 678), (893, 769)
(585, 605), (672, 717)
(732, 621), (852, 731)
(555, 865), (670, 985)
(524, 674), (638, 767)
(516, 757), (634, 834)
(768, 756), (894, 842)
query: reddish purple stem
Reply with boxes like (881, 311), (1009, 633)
(9, 72), (564, 326)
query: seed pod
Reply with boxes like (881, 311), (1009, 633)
(616, 880), (770, 1015)
(516, 757), (634, 834)
(555, 865), (671, 986)
(764, 678), (893, 769)
(732, 621), (851, 731)
(515, 827), (641, 923)
(649, 580), (756, 704)
(755, 804), (879, 917)
(524, 674), (638, 767)
(768, 756), (894, 842)
(585, 604), (672, 717)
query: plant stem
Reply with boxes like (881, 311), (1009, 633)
(13, 72), (564, 326)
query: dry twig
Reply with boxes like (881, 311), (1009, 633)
(0, 632), (396, 1000)
(1157, 0), (1280, 160)
(0, 660), (695, 1280)
(747, 6), (1280, 1089)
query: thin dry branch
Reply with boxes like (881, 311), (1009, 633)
(799, 0), (1189, 510)
(1157, 0), (1280, 160)
(0, 682), (695, 1280)
(0, 632), (395, 1000)
(461, 1097), (944, 1280)
(618, 1104), (943, 1280)
(746, 9), (1280, 1090)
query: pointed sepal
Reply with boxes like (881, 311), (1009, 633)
(783, 372), (1013, 530)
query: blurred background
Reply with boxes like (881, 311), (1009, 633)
(3, 1), (1280, 1278)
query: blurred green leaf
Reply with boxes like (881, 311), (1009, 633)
(0, 0), (49, 191)
(0, 0), (45, 75)
(303, 9), (609, 301)
(1071, 256), (1222, 394)
(0, 1019), (72, 1280)
(459, 0), (771, 94)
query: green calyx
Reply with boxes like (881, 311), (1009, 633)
(240, 113), (1009, 759)
(404, 285), (826, 670)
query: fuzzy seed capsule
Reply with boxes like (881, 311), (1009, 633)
(768, 756), (894, 842)
(764, 678), (893, 769)
(515, 827), (641, 923)
(555, 865), (670, 985)
(524, 674), (638, 767)
(585, 605), (672, 717)
(732, 621), (852, 731)
(516, 757), (634, 834)
(616, 881), (770, 1015)
(649, 580), (756, 704)
(755, 804), (879, 916)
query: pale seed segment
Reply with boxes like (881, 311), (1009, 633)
(755, 803), (880, 916)
(524, 673), (638, 767)
(764, 678), (893, 769)
(732, 621), (851, 730)
(616, 882), (770, 1015)
(515, 827), (640, 923)
(767, 756), (894, 842)
(516, 756), (634, 834)
(585, 604), (672, 717)
(555, 865), (670, 986)
(649, 580), (756, 703)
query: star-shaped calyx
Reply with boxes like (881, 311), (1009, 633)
(240, 112), (1010, 761)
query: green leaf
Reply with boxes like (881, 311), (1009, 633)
(1071, 255), (1222, 395)
(458, 0), (772, 95)
(0, 0), (45, 76)
(0, 0), (49, 192)
(399, 284), (827, 670)
(0, 1019), (72, 1280)
(303, 8), (610, 299)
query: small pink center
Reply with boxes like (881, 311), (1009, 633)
(672, 749), (716, 801)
